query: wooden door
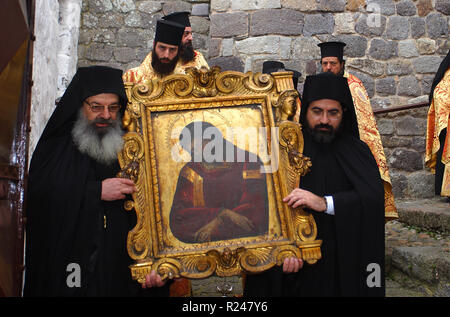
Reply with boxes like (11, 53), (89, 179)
(0, 0), (34, 297)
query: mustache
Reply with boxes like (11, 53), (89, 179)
(92, 117), (114, 125)
(313, 123), (333, 132)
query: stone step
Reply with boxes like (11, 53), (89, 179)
(395, 197), (450, 234)
(389, 245), (450, 296)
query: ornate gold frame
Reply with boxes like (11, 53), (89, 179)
(119, 67), (322, 284)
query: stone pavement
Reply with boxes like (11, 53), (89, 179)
(385, 197), (450, 297)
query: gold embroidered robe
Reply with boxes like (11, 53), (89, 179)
(344, 72), (398, 220)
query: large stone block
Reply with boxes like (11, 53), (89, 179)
(209, 56), (245, 72)
(211, 0), (230, 12)
(397, 76), (422, 97)
(426, 13), (448, 39)
(413, 56), (444, 74)
(137, 1), (161, 14)
(250, 9), (304, 36)
(113, 46), (136, 63)
(83, 43), (114, 61)
(398, 39), (419, 58)
(88, 0), (113, 13)
(376, 77), (396, 96)
(377, 118), (395, 135)
(192, 3), (210, 16)
(303, 14), (334, 36)
(282, 0), (345, 12)
(292, 37), (321, 61)
(210, 12), (248, 38)
(409, 17), (426, 39)
(355, 14), (386, 37)
(334, 13), (355, 34)
(369, 39), (398, 60)
(389, 171), (408, 198)
(333, 35), (368, 58)
(231, 0), (281, 11)
(235, 36), (289, 55)
(366, 0), (396, 16)
(162, 0), (191, 15)
(97, 13), (125, 28)
(396, 0), (417, 16)
(395, 115), (426, 136)
(416, 0), (433, 17)
(388, 148), (423, 171)
(416, 39), (436, 55)
(386, 60), (413, 76)
(346, 58), (385, 77)
(111, 0), (135, 13)
(436, 0), (450, 15)
(386, 16), (410, 40)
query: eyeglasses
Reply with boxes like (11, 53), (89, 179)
(84, 101), (121, 113)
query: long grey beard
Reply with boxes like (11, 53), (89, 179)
(71, 110), (124, 165)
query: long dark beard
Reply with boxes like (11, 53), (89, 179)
(72, 110), (124, 165)
(180, 41), (195, 62)
(151, 50), (179, 75)
(307, 123), (338, 144)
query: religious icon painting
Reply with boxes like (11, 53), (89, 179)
(118, 66), (322, 283)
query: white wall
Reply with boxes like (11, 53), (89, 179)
(29, 0), (82, 162)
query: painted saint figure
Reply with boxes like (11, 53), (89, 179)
(169, 121), (269, 243)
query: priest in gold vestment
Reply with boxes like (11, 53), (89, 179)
(425, 51), (450, 199)
(318, 42), (398, 220)
(123, 11), (209, 85)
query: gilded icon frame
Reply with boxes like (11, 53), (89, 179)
(119, 67), (322, 284)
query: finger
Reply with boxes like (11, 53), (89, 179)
(298, 258), (304, 270)
(292, 199), (304, 208)
(283, 257), (293, 273)
(292, 258), (300, 272)
(118, 178), (135, 186)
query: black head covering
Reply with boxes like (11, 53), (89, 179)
(300, 72), (359, 138)
(154, 19), (185, 46)
(429, 50), (450, 104)
(262, 60), (302, 90)
(318, 41), (346, 62)
(163, 11), (191, 27)
(39, 65), (127, 143)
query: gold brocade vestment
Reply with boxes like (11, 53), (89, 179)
(122, 50), (209, 84)
(425, 68), (450, 196)
(344, 72), (398, 220)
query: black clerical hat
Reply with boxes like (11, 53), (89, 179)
(262, 61), (302, 90)
(318, 41), (346, 61)
(163, 11), (191, 27)
(154, 19), (185, 46)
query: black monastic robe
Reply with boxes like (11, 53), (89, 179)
(24, 66), (169, 296)
(244, 73), (385, 297)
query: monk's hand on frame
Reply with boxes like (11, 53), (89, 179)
(142, 270), (166, 289)
(101, 178), (137, 201)
(283, 188), (327, 212)
(282, 257), (304, 273)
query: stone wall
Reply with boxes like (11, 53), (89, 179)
(77, 0), (211, 71)
(76, 0), (448, 199)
